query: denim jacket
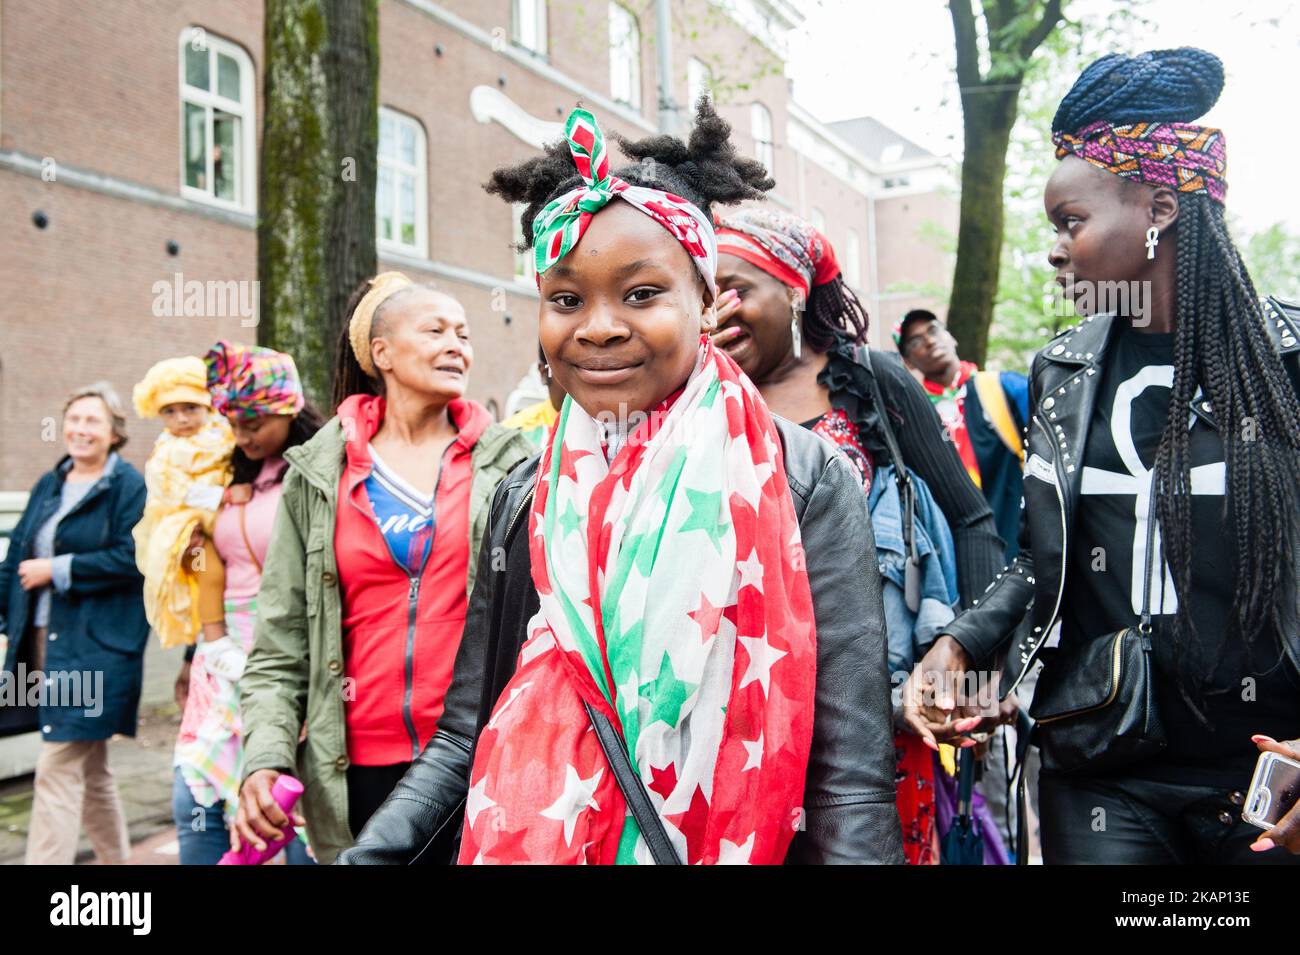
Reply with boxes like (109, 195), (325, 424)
(868, 464), (958, 678)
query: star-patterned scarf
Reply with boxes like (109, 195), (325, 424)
(531, 108), (718, 295)
(460, 337), (817, 865)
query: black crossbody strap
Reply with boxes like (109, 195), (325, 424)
(858, 346), (922, 610)
(1013, 708), (1034, 865)
(857, 346), (909, 481)
(1138, 467), (1159, 633)
(583, 700), (683, 865)
(1015, 740), (1032, 865)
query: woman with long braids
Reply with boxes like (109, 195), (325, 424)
(339, 99), (903, 864)
(903, 48), (1300, 863)
(709, 208), (1008, 863)
(235, 277), (533, 864)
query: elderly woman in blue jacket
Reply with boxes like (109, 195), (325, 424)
(0, 382), (149, 865)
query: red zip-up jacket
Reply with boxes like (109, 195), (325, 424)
(333, 393), (489, 765)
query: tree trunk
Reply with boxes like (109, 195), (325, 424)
(259, 0), (378, 407)
(946, 87), (1020, 367)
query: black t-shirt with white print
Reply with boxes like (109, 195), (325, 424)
(1059, 321), (1300, 787)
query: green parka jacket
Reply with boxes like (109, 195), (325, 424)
(239, 407), (532, 863)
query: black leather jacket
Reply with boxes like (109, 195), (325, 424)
(338, 415), (905, 864)
(946, 298), (1300, 698)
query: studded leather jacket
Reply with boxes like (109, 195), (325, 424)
(944, 298), (1300, 698)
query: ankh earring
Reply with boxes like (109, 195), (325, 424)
(1145, 226), (1160, 260)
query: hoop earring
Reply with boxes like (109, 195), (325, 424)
(1145, 225), (1159, 260)
(790, 306), (803, 361)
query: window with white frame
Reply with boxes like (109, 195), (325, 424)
(179, 28), (255, 210)
(751, 102), (773, 172)
(687, 57), (713, 113)
(512, 0), (548, 56)
(608, 4), (641, 108)
(512, 202), (535, 285)
(845, 228), (862, 289)
(377, 107), (428, 256)
(809, 207), (826, 232)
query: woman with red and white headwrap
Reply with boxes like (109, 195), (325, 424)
(711, 207), (1009, 864)
(338, 98), (903, 865)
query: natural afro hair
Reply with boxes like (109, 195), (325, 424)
(487, 96), (774, 253)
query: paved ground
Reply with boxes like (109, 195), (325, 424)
(121, 826), (181, 865)
(0, 705), (181, 865)
(0, 638), (186, 866)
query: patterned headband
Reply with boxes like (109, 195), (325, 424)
(349, 271), (414, 377)
(1052, 120), (1227, 204)
(205, 340), (305, 420)
(715, 207), (840, 298)
(531, 109), (717, 295)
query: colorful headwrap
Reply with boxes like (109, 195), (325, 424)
(1052, 121), (1227, 204)
(1051, 48), (1228, 204)
(714, 208), (840, 299)
(349, 271), (415, 377)
(531, 109), (718, 295)
(204, 341), (306, 420)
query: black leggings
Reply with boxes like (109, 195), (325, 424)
(1039, 770), (1300, 865)
(347, 762), (411, 838)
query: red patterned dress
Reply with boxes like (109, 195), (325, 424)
(809, 407), (938, 865)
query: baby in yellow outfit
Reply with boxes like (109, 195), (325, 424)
(132, 357), (235, 649)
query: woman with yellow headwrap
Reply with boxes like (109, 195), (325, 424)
(131, 356), (235, 650)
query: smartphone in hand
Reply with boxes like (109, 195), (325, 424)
(1243, 750), (1300, 830)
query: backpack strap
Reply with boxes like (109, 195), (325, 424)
(971, 370), (1024, 462)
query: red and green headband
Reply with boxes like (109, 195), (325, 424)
(715, 208), (840, 299)
(531, 109), (718, 294)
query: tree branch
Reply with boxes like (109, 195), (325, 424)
(1019, 0), (1065, 60)
(949, 0), (981, 89)
(986, 0), (1014, 34)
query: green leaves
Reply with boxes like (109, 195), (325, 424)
(1242, 222), (1300, 301)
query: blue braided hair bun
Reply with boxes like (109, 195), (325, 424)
(1051, 47), (1224, 134)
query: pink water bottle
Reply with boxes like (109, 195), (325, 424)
(218, 774), (305, 865)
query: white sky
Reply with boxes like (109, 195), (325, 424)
(786, 0), (1300, 233)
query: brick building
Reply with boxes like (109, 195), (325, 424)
(0, 0), (955, 491)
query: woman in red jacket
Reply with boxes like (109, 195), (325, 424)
(235, 274), (533, 860)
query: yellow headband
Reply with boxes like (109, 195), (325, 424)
(349, 271), (415, 377)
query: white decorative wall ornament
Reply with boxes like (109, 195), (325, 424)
(469, 86), (564, 149)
